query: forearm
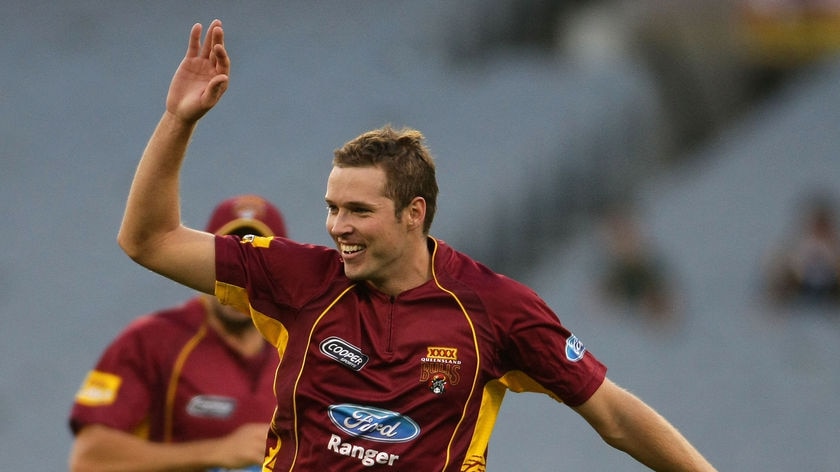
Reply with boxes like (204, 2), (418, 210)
(604, 393), (716, 471)
(69, 424), (225, 472)
(118, 111), (195, 262)
(116, 20), (228, 292)
(574, 379), (716, 471)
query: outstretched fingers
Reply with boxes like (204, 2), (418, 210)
(210, 29), (230, 76)
(206, 22), (229, 103)
(168, 20), (230, 120)
(200, 19), (223, 59)
(185, 22), (202, 59)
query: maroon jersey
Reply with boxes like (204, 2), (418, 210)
(215, 236), (606, 471)
(69, 297), (278, 443)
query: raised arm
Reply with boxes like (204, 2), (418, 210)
(572, 377), (717, 471)
(118, 21), (230, 294)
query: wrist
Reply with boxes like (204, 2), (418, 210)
(161, 110), (200, 130)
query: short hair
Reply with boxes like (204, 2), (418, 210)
(333, 125), (438, 234)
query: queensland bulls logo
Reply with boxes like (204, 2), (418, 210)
(419, 346), (461, 394)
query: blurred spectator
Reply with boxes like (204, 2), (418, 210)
(765, 190), (840, 306)
(593, 203), (679, 325)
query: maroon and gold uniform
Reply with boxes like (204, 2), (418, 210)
(69, 297), (278, 443)
(216, 236), (606, 471)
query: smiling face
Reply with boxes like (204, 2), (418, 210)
(325, 165), (429, 295)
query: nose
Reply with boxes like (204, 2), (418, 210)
(327, 209), (351, 237)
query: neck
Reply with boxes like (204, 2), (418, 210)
(370, 237), (433, 296)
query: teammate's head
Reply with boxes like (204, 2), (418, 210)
(205, 194), (287, 238)
(204, 195), (286, 329)
(333, 125), (438, 234)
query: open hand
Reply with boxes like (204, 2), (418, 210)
(165, 19), (230, 123)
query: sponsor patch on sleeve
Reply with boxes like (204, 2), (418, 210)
(565, 334), (586, 362)
(74, 370), (122, 406)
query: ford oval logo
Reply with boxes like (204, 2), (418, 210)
(327, 404), (420, 443)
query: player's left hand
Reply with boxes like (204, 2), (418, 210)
(165, 19), (230, 123)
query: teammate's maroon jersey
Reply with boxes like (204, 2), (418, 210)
(215, 236), (606, 471)
(69, 297), (278, 443)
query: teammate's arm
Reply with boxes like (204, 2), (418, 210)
(572, 377), (717, 471)
(117, 20), (230, 294)
(69, 423), (268, 472)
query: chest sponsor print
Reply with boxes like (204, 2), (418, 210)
(327, 403), (420, 443)
(319, 336), (370, 371)
(186, 395), (236, 418)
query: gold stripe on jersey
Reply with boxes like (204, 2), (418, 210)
(429, 239), (483, 472)
(164, 315), (208, 442)
(498, 370), (561, 401)
(217, 280), (290, 361)
(215, 280), (251, 317)
(249, 235), (274, 248)
(466, 379), (508, 471)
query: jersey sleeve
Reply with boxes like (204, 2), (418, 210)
(68, 318), (158, 435)
(496, 283), (607, 407)
(215, 235), (345, 315)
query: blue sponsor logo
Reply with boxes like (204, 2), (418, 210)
(328, 404), (420, 443)
(565, 334), (586, 362)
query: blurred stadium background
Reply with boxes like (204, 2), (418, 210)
(2, 1), (839, 469)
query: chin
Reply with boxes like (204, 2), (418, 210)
(219, 316), (255, 333)
(217, 309), (252, 325)
(342, 265), (364, 281)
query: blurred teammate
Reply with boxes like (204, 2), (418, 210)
(115, 20), (717, 470)
(69, 194), (287, 472)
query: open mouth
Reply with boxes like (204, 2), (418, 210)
(340, 244), (364, 255)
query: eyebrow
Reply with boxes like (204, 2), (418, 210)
(325, 198), (376, 208)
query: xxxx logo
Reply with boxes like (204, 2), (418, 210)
(425, 347), (457, 360)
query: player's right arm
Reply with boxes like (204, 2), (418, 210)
(69, 423), (268, 472)
(117, 20), (230, 295)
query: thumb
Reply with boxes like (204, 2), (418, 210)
(204, 75), (230, 106)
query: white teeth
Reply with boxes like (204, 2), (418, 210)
(341, 244), (364, 254)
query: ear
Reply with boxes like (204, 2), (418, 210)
(405, 196), (426, 230)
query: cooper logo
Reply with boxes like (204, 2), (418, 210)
(186, 395), (236, 418)
(328, 404), (420, 443)
(565, 334), (586, 362)
(319, 336), (369, 371)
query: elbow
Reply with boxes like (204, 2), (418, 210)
(117, 224), (165, 267)
(68, 456), (89, 472)
(68, 442), (102, 472)
(69, 453), (106, 472)
(116, 230), (145, 264)
(595, 425), (629, 451)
